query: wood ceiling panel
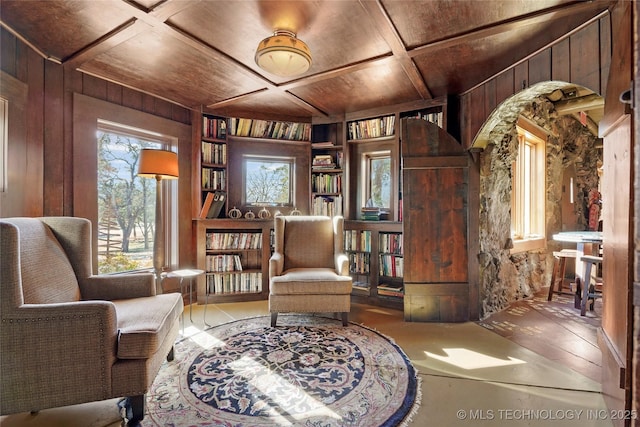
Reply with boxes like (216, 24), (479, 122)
(0, 0), (132, 61)
(414, 8), (607, 98)
(79, 30), (267, 109)
(289, 58), (420, 116)
(208, 90), (314, 122)
(167, 0), (391, 82)
(383, 0), (589, 49)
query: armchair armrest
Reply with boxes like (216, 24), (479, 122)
(1, 301), (119, 403)
(269, 252), (284, 278)
(79, 273), (155, 301)
(335, 253), (350, 276)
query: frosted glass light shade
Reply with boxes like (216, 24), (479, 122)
(138, 149), (179, 179)
(255, 30), (312, 77)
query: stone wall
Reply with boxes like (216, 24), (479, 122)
(478, 96), (602, 318)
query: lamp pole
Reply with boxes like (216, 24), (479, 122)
(153, 175), (165, 294)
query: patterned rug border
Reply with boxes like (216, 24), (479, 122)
(150, 314), (421, 427)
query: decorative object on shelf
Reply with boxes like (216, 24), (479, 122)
(290, 207), (301, 216)
(244, 210), (255, 220)
(258, 207), (271, 220)
(228, 206), (242, 219)
(255, 30), (311, 77)
(137, 148), (179, 294)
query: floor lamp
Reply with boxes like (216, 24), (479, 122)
(137, 148), (179, 294)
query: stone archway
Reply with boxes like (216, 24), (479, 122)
(473, 81), (603, 318)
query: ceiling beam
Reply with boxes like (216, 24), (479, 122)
(554, 94), (605, 115)
(410, 1), (612, 58)
(359, 0), (432, 99)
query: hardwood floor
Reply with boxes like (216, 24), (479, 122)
(477, 288), (602, 383)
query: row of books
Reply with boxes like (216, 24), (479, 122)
(379, 233), (403, 254)
(312, 153), (343, 169)
(205, 254), (243, 272)
(379, 254), (403, 278)
(203, 116), (227, 140)
(344, 229), (371, 252)
(312, 195), (343, 216)
(229, 118), (312, 141)
(205, 272), (262, 295)
(201, 141), (227, 165)
(312, 173), (342, 194)
(205, 232), (263, 250)
(348, 115), (395, 140)
(202, 168), (226, 190)
(404, 110), (444, 128)
(348, 252), (370, 274)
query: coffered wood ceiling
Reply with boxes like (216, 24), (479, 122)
(0, 0), (613, 122)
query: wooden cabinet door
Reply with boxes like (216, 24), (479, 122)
(402, 119), (471, 322)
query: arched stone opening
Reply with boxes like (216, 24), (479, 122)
(472, 81), (603, 318)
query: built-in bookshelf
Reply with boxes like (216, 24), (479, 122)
(344, 228), (371, 296)
(199, 115), (227, 218)
(347, 115), (395, 140)
(196, 220), (273, 304)
(377, 231), (404, 301)
(311, 122), (345, 216)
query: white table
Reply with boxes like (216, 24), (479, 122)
(166, 269), (204, 326)
(552, 231), (602, 273)
(552, 231), (603, 314)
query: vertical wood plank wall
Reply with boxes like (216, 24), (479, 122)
(459, 14), (611, 150)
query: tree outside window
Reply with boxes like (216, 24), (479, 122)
(364, 151), (391, 209)
(97, 128), (161, 273)
(244, 157), (293, 205)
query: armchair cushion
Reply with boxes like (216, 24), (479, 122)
(114, 293), (183, 359)
(13, 218), (81, 304)
(282, 217), (335, 270)
(270, 268), (353, 295)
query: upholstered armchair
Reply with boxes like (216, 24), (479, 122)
(269, 215), (352, 327)
(0, 217), (183, 423)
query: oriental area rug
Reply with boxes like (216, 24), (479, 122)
(142, 315), (420, 426)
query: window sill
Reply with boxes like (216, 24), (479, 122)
(510, 237), (546, 254)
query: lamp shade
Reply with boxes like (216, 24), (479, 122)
(255, 30), (311, 77)
(137, 149), (179, 179)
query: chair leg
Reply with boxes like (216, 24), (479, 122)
(166, 345), (175, 362)
(341, 312), (348, 326)
(271, 312), (278, 327)
(119, 394), (145, 425)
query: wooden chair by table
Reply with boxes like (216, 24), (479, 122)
(578, 255), (603, 316)
(547, 249), (578, 301)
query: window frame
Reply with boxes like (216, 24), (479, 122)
(510, 118), (547, 253)
(361, 149), (392, 211)
(96, 120), (179, 273)
(242, 154), (295, 207)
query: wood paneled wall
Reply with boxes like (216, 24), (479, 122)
(0, 28), (195, 276)
(459, 13), (611, 150)
(0, 27), (191, 218)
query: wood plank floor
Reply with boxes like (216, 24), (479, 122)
(477, 288), (602, 383)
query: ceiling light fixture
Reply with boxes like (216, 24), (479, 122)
(255, 30), (312, 78)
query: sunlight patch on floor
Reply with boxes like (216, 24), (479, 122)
(425, 348), (527, 370)
(229, 356), (342, 424)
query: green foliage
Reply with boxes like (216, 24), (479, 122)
(99, 252), (141, 274)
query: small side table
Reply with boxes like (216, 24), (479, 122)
(167, 269), (204, 326)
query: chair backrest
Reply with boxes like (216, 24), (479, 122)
(1, 218), (81, 305)
(275, 215), (339, 270)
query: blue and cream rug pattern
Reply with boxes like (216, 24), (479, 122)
(143, 315), (420, 426)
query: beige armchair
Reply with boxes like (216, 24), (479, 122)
(0, 217), (183, 423)
(269, 215), (352, 327)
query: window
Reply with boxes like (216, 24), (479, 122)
(362, 151), (391, 209)
(511, 118), (546, 252)
(243, 155), (294, 206)
(97, 120), (177, 273)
